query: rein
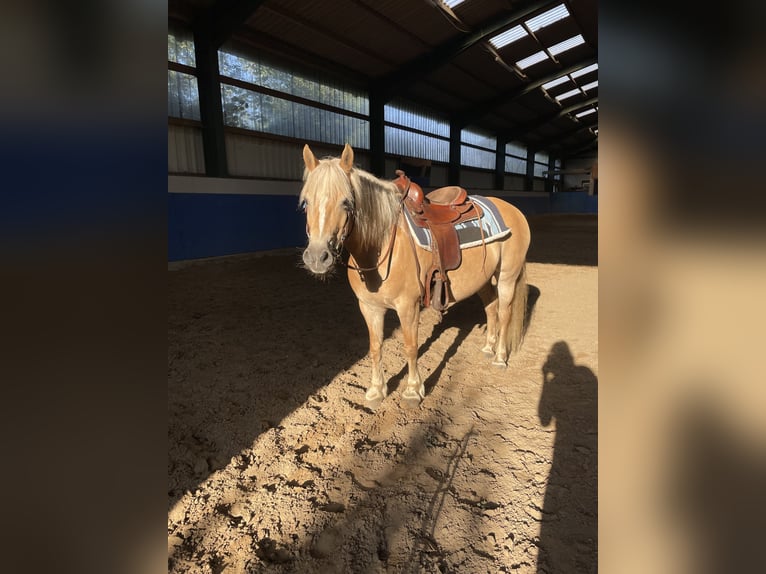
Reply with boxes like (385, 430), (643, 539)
(338, 176), (410, 281)
(343, 219), (399, 277)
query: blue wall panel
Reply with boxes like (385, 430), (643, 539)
(168, 193), (305, 261)
(498, 194), (551, 215)
(168, 189), (596, 261)
(550, 191), (598, 213)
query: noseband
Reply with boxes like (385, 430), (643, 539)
(304, 198), (354, 257)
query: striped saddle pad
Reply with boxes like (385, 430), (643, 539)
(402, 195), (510, 250)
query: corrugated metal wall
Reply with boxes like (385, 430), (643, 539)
(504, 174), (527, 190)
(168, 124), (204, 174)
(168, 129), (559, 194)
(429, 165), (448, 188)
(226, 134), (304, 179)
(460, 169), (495, 190)
(226, 136), (373, 179)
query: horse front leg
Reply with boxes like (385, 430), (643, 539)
(358, 300), (387, 408)
(396, 300), (424, 408)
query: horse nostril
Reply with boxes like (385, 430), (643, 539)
(303, 245), (333, 273)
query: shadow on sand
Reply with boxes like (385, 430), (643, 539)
(537, 341), (598, 573)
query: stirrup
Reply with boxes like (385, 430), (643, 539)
(429, 272), (450, 312)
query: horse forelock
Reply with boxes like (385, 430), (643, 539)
(300, 159), (352, 238)
(301, 159), (353, 204)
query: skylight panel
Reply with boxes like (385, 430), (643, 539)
(575, 108), (596, 118)
(526, 4), (570, 32)
(516, 51), (548, 69)
(581, 80), (598, 92)
(489, 25), (528, 49)
(443, 0), (466, 8)
(549, 34), (585, 56)
(571, 62), (598, 78)
(555, 87), (582, 101)
(542, 75), (570, 90)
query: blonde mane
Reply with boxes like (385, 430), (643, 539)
(301, 158), (400, 249)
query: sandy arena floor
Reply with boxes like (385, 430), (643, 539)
(168, 213), (597, 573)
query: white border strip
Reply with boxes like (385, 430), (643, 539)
(169, 175), (550, 199)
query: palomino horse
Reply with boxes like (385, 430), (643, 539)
(300, 143), (530, 408)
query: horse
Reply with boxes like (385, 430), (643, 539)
(299, 143), (531, 408)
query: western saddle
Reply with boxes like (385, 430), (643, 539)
(394, 170), (483, 312)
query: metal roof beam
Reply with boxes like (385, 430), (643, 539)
(504, 96), (597, 140)
(194, 0), (268, 48)
(374, 0), (557, 101)
(456, 56), (597, 126)
(532, 119), (597, 149)
(556, 138), (598, 158)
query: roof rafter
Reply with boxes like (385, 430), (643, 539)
(194, 0), (268, 48)
(532, 118), (598, 150)
(504, 96), (597, 140)
(373, 0), (558, 101)
(555, 137), (598, 158)
(456, 56), (597, 126)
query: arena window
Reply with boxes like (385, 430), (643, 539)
(217, 47), (369, 148)
(384, 100), (449, 163)
(167, 28), (200, 121)
(461, 128), (496, 170)
(505, 141), (528, 175)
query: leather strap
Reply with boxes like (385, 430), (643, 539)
(345, 218), (398, 280)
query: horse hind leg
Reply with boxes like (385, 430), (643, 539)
(477, 281), (499, 357)
(358, 300), (387, 408)
(493, 264), (528, 368)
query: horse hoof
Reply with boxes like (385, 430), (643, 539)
(481, 347), (494, 357)
(402, 395), (422, 409)
(491, 359), (508, 369)
(365, 395), (384, 410)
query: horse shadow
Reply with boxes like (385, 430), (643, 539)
(536, 341), (598, 573)
(525, 284), (541, 337)
(168, 254), (395, 507)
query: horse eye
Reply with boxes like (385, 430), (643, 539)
(342, 199), (353, 211)
(299, 200), (308, 211)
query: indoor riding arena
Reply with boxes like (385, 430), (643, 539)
(168, 1), (597, 572)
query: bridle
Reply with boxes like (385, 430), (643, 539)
(303, 171), (423, 295)
(322, 175), (410, 281)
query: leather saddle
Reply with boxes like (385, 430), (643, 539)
(394, 170), (482, 312)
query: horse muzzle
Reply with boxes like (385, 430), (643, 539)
(302, 242), (335, 275)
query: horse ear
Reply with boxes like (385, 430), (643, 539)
(303, 144), (319, 172)
(340, 143), (354, 173)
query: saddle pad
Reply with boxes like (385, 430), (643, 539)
(402, 195), (511, 251)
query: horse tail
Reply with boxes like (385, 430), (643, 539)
(509, 263), (528, 353)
